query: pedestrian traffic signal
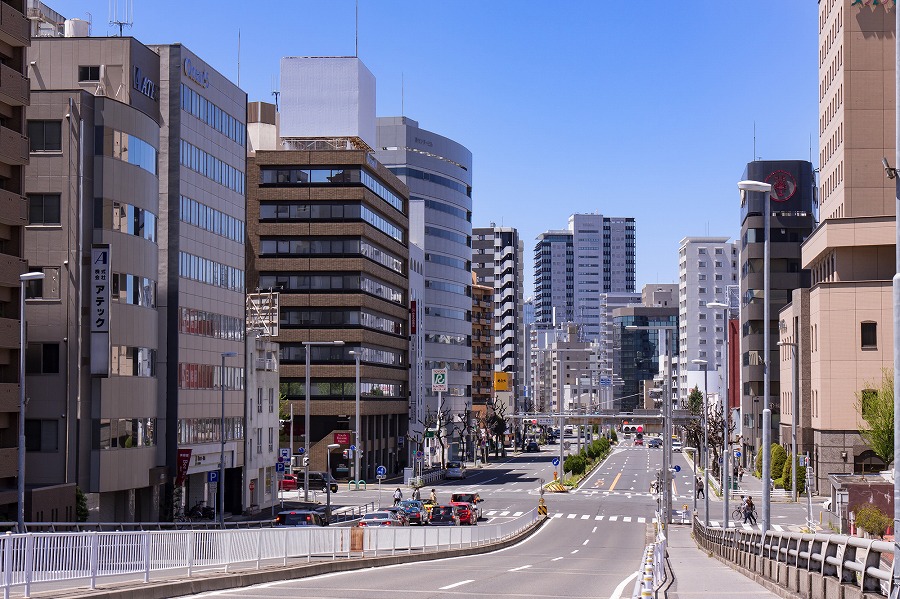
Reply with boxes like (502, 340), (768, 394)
(302, 457), (309, 467)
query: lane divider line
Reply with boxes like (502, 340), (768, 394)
(508, 565), (532, 572)
(609, 570), (640, 599)
(439, 580), (474, 590)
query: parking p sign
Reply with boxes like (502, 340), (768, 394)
(432, 368), (448, 392)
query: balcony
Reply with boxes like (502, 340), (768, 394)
(0, 125), (28, 166)
(0, 317), (17, 349)
(0, 253), (26, 288)
(255, 358), (277, 371)
(0, 188), (26, 227)
(0, 62), (28, 107)
(0, 2), (28, 48)
(0, 383), (17, 413)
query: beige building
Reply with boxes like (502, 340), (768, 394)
(781, 0), (895, 490)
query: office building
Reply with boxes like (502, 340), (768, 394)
(739, 160), (815, 466)
(534, 213), (636, 338)
(375, 116), (473, 458)
(243, 327), (279, 513)
(471, 273), (494, 407)
(0, 0), (33, 521)
(677, 237), (738, 403)
(613, 307), (678, 413)
(472, 225), (525, 404)
(779, 1), (895, 489)
(24, 26), (247, 520)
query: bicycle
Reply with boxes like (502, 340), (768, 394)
(732, 507), (758, 522)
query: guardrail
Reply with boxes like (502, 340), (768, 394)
(1, 508), (540, 598)
(693, 518), (892, 597)
(632, 512), (666, 598)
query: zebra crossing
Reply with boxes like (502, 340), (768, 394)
(708, 520), (823, 532)
(482, 509), (656, 524)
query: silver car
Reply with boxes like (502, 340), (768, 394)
(357, 511), (403, 527)
(445, 461), (467, 479)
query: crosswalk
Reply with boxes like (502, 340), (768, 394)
(708, 520), (823, 532)
(550, 513), (655, 523)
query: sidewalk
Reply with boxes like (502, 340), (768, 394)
(666, 524), (781, 598)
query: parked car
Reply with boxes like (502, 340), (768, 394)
(450, 493), (484, 520)
(445, 461), (467, 479)
(525, 441), (540, 453)
(399, 500), (429, 525)
(648, 438), (662, 448)
(292, 471), (339, 493)
(428, 505), (460, 526)
(357, 511), (403, 527)
(274, 510), (327, 527)
(383, 506), (410, 526)
(450, 501), (477, 525)
(278, 474), (299, 491)
(672, 441), (683, 452)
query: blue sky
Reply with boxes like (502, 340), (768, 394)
(50, 1), (819, 293)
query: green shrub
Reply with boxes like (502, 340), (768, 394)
(610, 429), (618, 443)
(771, 444), (787, 481)
(597, 437), (610, 453)
(755, 449), (762, 477)
(853, 504), (892, 538)
(76, 486), (89, 522)
(781, 455), (807, 495)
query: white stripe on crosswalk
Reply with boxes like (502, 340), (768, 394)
(638, 517), (646, 523)
(711, 520), (720, 526)
(500, 511), (510, 516)
(623, 517), (632, 523)
(595, 515), (603, 521)
(773, 524), (784, 532)
(609, 516), (618, 521)
(580, 515), (590, 520)
(566, 514), (576, 519)
(552, 513), (562, 519)
(513, 511), (523, 517)
(485, 511), (497, 516)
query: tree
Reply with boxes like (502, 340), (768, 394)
(75, 487), (89, 522)
(780, 454), (806, 495)
(684, 386), (704, 464)
(855, 369), (894, 465)
(771, 444), (787, 483)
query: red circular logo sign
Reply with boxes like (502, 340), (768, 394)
(765, 170), (797, 203)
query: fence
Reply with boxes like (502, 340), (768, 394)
(1, 508), (540, 598)
(694, 518), (893, 597)
(632, 512), (666, 598)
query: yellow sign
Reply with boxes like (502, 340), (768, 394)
(493, 371), (510, 391)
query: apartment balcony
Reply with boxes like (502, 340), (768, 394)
(0, 383), (16, 413)
(0, 253), (26, 288)
(0, 125), (28, 166)
(0, 188), (27, 227)
(0, 2), (28, 48)
(0, 62), (28, 107)
(0, 317), (18, 349)
(255, 358), (277, 371)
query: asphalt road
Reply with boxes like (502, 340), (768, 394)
(181, 440), (669, 599)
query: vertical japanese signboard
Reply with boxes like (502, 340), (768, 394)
(91, 245), (111, 376)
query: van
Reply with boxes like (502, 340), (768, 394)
(291, 471), (339, 493)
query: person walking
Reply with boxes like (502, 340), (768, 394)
(743, 496), (757, 525)
(393, 487), (403, 506)
(412, 487), (421, 501)
(738, 466), (745, 483)
(695, 476), (705, 499)
(430, 488), (437, 503)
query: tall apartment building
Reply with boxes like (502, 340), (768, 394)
(23, 27), (247, 520)
(534, 213), (636, 338)
(375, 116), (473, 458)
(472, 225), (524, 404)
(471, 273), (493, 407)
(739, 160), (815, 466)
(779, 1), (895, 489)
(677, 237), (738, 403)
(0, 0), (31, 521)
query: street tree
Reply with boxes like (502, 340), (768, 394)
(855, 368), (894, 466)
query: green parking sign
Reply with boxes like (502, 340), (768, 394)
(432, 368), (448, 392)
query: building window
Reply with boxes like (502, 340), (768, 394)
(268, 388), (275, 413)
(268, 427), (274, 453)
(25, 343), (60, 374)
(28, 194), (61, 225)
(861, 321), (877, 349)
(256, 428), (262, 454)
(27, 121), (62, 152)
(24, 419), (58, 452)
(257, 388), (263, 413)
(78, 66), (101, 81)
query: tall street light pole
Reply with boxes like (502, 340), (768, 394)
(692, 359), (710, 527)
(349, 350), (361, 488)
(738, 180), (773, 535)
(303, 340), (344, 502)
(707, 301), (730, 526)
(18, 271), (44, 532)
(325, 443), (340, 521)
(778, 340), (799, 503)
(894, 6), (900, 590)
(219, 351), (237, 527)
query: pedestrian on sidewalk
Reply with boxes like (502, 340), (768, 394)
(695, 476), (705, 499)
(393, 488), (403, 506)
(743, 497), (757, 525)
(738, 466), (745, 482)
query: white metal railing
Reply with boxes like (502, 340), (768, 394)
(1, 509), (540, 598)
(632, 511), (666, 598)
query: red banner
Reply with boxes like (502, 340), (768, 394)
(333, 432), (351, 445)
(410, 300), (417, 334)
(175, 448), (192, 486)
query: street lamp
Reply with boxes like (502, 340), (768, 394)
(325, 443), (340, 521)
(691, 358), (710, 527)
(626, 323), (676, 525)
(738, 179), (773, 535)
(18, 271), (44, 532)
(778, 340), (799, 502)
(219, 351), (238, 527)
(349, 350), (362, 489)
(707, 300), (730, 527)
(303, 340), (345, 501)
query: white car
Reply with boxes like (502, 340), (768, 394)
(445, 461), (467, 479)
(672, 441), (683, 452)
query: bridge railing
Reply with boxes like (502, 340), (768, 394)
(693, 518), (893, 597)
(0, 508), (540, 598)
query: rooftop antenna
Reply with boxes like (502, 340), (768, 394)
(753, 121), (756, 162)
(108, 0), (132, 37)
(237, 29), (241, 87)
(355, 0), (359, 57)
(401, 72), (404, 116)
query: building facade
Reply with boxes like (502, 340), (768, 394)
(739, 160), (815, 465)
(612, 307), (678, 413)
(472, 225), (524, 405)
(374, 117), (473, 456)
(471, 273), (493, 407)
(677, 237), (738, 403)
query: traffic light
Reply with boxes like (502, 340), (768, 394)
(342, 449), (350, 459)
(302, 457), (309, 467)
(637, 426), (643, 433)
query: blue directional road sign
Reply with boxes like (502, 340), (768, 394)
(297, 447), (305, 455)
(349, 444), (356, 452)
(551, 457), (560, 467)
(734, 451), (742, 458)
(376, 465), (386, 477)
(207, 471), (219, 483)
(673, 465), (681, 473)
(275, 462), (285, 473)
(280, 448), (290, 461)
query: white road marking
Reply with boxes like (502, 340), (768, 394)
(513, 511), (523, 517)
(500, 511), (510, 516)
(592, 526), (597, 533)
(508, 565), (532, 572)
(609, 516), (618, 521)
(638, 517), (646, 523)
(773, 524), (784, 531)
(609, 570), (640, 598)
(552, 513), (562, 519)
(571, 549), (579, 554)
(439, 580), (475, 590)
(595, 515), (603, 521)
(582, 539), (589, 546)
(485, 511), (497, 516)
(580, 514), (590, 520)
(623, 517), (632, 523)
(552, 557), (564, 562)
(567, 513), (576, 519)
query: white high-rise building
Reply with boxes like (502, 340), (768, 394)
(677, 237), (738, 403)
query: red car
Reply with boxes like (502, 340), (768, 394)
(450, 501), (477, 525)
(279, 474), (298, 491)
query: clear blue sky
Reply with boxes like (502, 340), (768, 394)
(50, 1), (819, 293)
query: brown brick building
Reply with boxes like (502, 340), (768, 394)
(246, 149), (410, 479)
(471, 273), (493, 407)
